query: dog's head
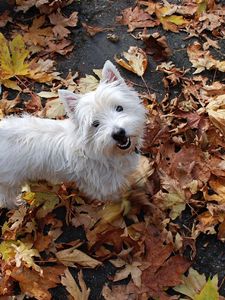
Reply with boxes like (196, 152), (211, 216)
(59, 61), (146, 158)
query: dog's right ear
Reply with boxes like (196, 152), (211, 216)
(102, 60), (124, 83)
(58, 90), (79, 115)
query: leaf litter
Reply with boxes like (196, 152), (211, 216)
(0, 0), (225, 299)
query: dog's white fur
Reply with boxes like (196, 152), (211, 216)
(0, 61), (146, 208)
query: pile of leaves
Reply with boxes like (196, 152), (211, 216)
(0, 0), (225, 299)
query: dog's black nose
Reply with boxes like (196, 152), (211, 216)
(112, 128), (126, 143)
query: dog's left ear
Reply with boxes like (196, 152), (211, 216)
(58, 89), (80, 115)
(102, 60), (124, 83)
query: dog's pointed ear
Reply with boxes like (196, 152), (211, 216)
(58, 89), (79, 115)
(102, 60), (124, 83)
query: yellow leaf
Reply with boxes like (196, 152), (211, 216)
(174, 268), (219, 300)
(9, 35), (29, 75)
(194, 276), (219, 300)
(0, 240), (17, 261)
(1, 79), (21, 90)
(174, 268), (206, 298)
(0, 33), (29, 82)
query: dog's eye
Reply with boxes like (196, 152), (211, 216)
(116, 105), (123, 112)
(92, 120), (100, 128)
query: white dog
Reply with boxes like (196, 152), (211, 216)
(0, 61), (146, 208)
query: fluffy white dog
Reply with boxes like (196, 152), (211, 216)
(0, 61), (146, 208)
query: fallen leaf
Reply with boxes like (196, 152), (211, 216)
(11, 265), (65, 300)
(82, 22), (107, 37)
(206, 95), (225, 135)
(113, 261), (142, 287)
(143, 32), (172, 61)
(61, 269), (90, 300)
(0, 33), (29, 90)
(12, 241), (41, 273)
(174, 267), (219, 300)
(56, 246), (102, 268)
(43, 98), (66, 119)
(22, 16), (53, 47)
(187, 42), (225, 74)
(49, 11), (78, 39)
(115, 46), (148, 77)
(116, 6), (159, 32)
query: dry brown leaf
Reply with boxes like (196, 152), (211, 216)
(11, 265), (65, 300)
(61, 269), (90, 300)
(206, 95), (225, 135)
(113, 261), (142, 287)
(49, 11), (78, 39)
(56, 246), (102, 268)
(22, 16), (54, 47)
(82, 22), (107, 37)
(187, 42), (225, 74)
(116, 6), (159, 32)
(115, 46), (148, 77)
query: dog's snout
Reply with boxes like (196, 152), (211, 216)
(112, 128), (126, 142)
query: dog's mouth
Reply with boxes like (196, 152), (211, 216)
(116, 137), (131, 150)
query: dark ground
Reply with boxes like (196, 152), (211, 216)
(1, 0), (225, 299)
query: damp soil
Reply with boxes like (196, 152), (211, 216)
(1, 0), (225, 299)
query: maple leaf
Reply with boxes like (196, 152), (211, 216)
(115, 46), (148, 77)
(140, 226), (190, 299)
(153, 173), (186, 220)
(11, 265), (65, 300)
(46, 39), (74, 55)
(61, 269), (90, 300)
(12, 241), (41, 273)
(187, 42), (225, 74)
(112, 261), (142, 287)
(0, 33), (29, 90)
(56, 246), (102, 268)
(174, 268), (219, 300)
(49, 11), (78, 39)
(22, 16), (54, 47)
(116, 6), (159, 32)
